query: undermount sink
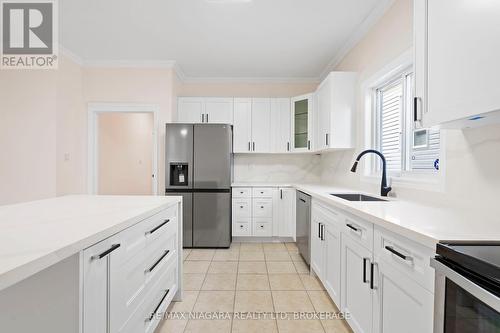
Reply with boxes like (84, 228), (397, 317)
(330, 193), (387, 202)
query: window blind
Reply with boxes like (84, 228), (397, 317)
(378, 81), (403, 172)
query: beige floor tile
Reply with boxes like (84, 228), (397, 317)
(272, 291), (314, 312)
(308, 291), (338, 313)
(213, 250), (240, 261)
(229, 242), (241, 250)
(264, 251), (291, 261)
(186, 249), (215, 261)
(239, 251), (265, 261)
(183, 249), (192, 261)
(193, 291), (235, 312)
(184, 261), (211, 274)
(156, 319), (188, 333)
(168, 291), (199, 312)
(321, 319), (353, 333)
(234, 291), (274, 312)
(266, 261), (296, 274)
(289, 252), (305, 262)
(263, 243), (287, 252)
(202, 274), (237, 290)
(238, 261), (268, 274)
(268, 274), (304, 291)
(184, 319), (232, 333)
(276, 319), (325, 333)
(285, 242), (299, 253)
(293, 260), (309, 274)
(299, 274), (325, 291)
(232, 319), (278, 333)
(208, 261), (238, 274)
(240, 243), (263, 252)
(183, 274), (206, 290)
(236, 274), (270, 291)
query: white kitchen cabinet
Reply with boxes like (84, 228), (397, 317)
(341, 233), (373, 333)
(291, 94), (314, 152)
(177, 97), (233, 124)
(270, 98), (291, 153)
(315, 72), (356, 150)
(274, 187), (296, 239)
(324, 223), (341, 306)
(205, 97), (234, 123)
(372, 258), (434, 333)
(233, 98), (252, 153)
(414, 0), (500, 128)
(177, 97), (205, 123)
(310, 212), (325, 281)
(251, 98), (272, 153)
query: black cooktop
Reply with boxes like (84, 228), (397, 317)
(437, 242), (500, 284)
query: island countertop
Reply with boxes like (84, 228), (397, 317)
(0, 195), (181, 291)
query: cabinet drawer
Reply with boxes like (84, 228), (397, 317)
(252, 198), (273, 218)
(374, 226), (435, 293)
(232, 187), (251, 198)
(252, 187), (274, 198)
(253, 219), (272, 237)
(342, 213), (373, 251)
(232, 198), (252, 218)
(232, 219), (251, 236)
(312, 200), (344, 229)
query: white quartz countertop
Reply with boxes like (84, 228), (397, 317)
(0, 195), (181, 291)
(232, 182), (500, 249)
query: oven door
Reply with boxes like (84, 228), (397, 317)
(431, 258), (500, 333)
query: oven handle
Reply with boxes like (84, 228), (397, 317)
(430, 258), (500, 312)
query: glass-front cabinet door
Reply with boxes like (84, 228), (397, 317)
(291, 94), (313, 151)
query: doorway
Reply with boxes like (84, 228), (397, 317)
(88, 104), (159, 195)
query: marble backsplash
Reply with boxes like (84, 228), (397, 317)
(233, 154), (322, 183)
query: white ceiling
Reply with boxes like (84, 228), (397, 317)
(61, 0), (392, 80)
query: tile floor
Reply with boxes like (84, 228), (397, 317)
(155, 242), (353, 333)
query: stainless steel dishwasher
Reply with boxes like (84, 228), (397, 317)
(296, 191), (311, 265)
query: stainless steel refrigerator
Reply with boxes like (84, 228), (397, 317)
(165, 124), (233, 248)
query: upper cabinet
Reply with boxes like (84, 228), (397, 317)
(251, 98), (272, 153)
(315, 72), (356, 151)
(177, 97), (233, 124)
(233, 98), (252, 153)
(270, 98), (292, 153)
(414, 0), (500, 128)
(291, 94), (314, 152)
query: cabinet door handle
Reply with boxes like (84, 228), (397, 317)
(253, 142), (255, 151)
(147, 289), (170, 321)
(320, 224), (325, 241)
(287, 142), (290, 151)
(206, 113), (209, 123)
(92, 243), (121, 260)
(346, 223), (360, 233)
(280, 189), (283, 199)
(240, 205), (244, 208)
(370, 262), (376, 290)
(248, 142), (251, 151)
(307, 140), (311, 150)
(414, 97), (423, 121)
(318, 222), (321, 239)
(146, 219), (170, 235)
(325, 133), (329, 146)
(201, 113), (205, 123)
(146, 250), (170, 273)
(385, 246), (412, 261)
(362, 258), (369, 283)
(299, 198), (306, 203)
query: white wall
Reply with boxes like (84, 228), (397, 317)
(319, 0), (500, 215)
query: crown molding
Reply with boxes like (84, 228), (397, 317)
(319, 0), (396, 80)
(60, 45), (84, 66)
(82, 59), (177, 69)
(179, 76), (321, 85)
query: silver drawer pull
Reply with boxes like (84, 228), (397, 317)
(385, 246), (412, 261)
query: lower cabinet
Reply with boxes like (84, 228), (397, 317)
(82, 206), (179, 333)
(311, 199), (435, 333)
(341, 233), (374, 333)
(232, 186), (295, 239)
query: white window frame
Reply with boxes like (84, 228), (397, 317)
(360, 50), (445, 192)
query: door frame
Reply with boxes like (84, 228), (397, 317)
(87, 103), (159, 195)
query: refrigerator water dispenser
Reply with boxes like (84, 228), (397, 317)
(169, 163), (188, 186)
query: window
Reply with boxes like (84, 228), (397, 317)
(374, 69), (440, 175)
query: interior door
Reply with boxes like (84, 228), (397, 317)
(177, 97), (204, 123)
(193, 192), (231, 248)
(233, 98), (252, 153)
(251, 98), (271, 153)
(205, 97), (233, 124)
(341, 234), (373, 333)
(193, 124), (232, 189)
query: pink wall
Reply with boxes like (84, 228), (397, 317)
(98, 113), (154, 195)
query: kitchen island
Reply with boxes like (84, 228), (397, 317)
(0, 195), (182, 333)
